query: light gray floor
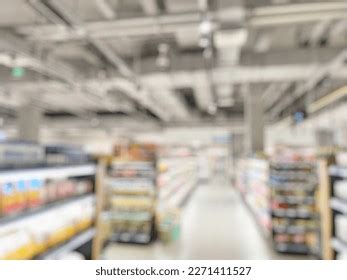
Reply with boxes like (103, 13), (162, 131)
(104, 177), (308, 260)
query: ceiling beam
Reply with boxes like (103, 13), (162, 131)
(0, 29), (79, 83)
(16, 7), (245, 41)
(1, 64), (322, 94)
(35, 0), (133, 78)
(95, 0), (116, 19)
(308, 20), (332, 46)
(140, 0), (159, 16)
(240, 46), (346, 66)
(249, 2), (347, 27)
(24, 0), (170, 121)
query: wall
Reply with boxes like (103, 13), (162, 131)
(265, 102), (347, 150)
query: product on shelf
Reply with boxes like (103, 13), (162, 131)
(333, 180), (347, 201)
(113, 143), (157, 162)
(328, 161), (347, 259)
(27, 179), (44, 208)
(44, 144), (90, 166)
(269, 146), (320, 255)
(0, 141), (45, 169)
(156, 153), (198, 210)
(0, 196), (95, 260)
(155, 148), (198, 244)
(235, 157), (271, 235)
(102, 157), (157, 245)
(0, 177), (93, 217)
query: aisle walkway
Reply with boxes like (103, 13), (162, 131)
(104, 177), (301, 259)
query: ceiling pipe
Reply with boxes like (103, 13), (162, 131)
(33, 0), (133, 78)
(26, 0), (170, 121)
(95, 0), (116, 19)
(16, 7), (245, 41)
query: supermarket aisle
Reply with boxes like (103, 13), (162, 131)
(178, 177), (279, 259)
(104, 177), (298, 259)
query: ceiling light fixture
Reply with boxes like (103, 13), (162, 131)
(156, 43), (170, 70)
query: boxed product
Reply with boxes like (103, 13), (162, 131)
(0, 183), (16, 215)
(0, 230), (36, 260)
(14, 181), (28, 212)
(335, 215), (347, 243)
(27, 179), (44, 208)
(333, 180), (347, 201)
(43, 180), (58, 203)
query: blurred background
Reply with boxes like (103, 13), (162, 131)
(0, 0), (347, 260)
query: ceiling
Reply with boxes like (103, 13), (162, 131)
(0, 0), (346, 134)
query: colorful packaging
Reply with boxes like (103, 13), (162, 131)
(28, 179), (44, 208)
(0, 183), (15, 215)
(14, 181), (28, 212)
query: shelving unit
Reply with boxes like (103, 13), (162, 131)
(0, 164), (95, 182)
(270, 161), (320, 255)
(157, 156), (198, 209)
(0, 163), (97, 260)
(0, 194), (96, 260)
(105, 160), (156, 244)
(327, 164), (347, 259)
(92, 145), (158, 259)
(0, 193), (93, 226)
(235, 158), (271, 235)
(36, 227), (95, 260)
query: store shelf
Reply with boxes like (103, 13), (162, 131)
(274, 242), (311, 254)
(272, 210), (316, 219)
(102, 211), (152, 222)
(330, 197), (347, 214)
(273, 225), (318, 234)
(0, 193), (95, 226)
(329, 166), (347, 178)
(271, 162), (316, 170)
(159, 176), (186, 200)
(168, 179), (196, 208)
(158, 163), (196, 184)
(111, 161), (154, 170)
(109, 232), (151, 244)
(273, 195), (315, 204)
(331, 238), (347, 253)
(105, 177), (154, 184)
(37, 228), (95, 260)
(0, 164), (96, 182)
(270, 182), (316, 191)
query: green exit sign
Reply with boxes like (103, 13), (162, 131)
(11, 67), (25, 78)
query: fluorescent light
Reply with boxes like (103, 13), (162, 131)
(199, 19), (213, 35)
(308, 86), (347, 113)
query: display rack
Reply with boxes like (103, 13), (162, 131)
(0, 150), (97, 260)
(0, 191), (96, 260)
(37, 227), (96, 260)
(157, 156), (198, 209)
(327, 165), (347, 259)
(235, 158), (271, 235)
(270, 161), (320, 255)
(105, 160), (156, 244)
(92, 152), (157, 259)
